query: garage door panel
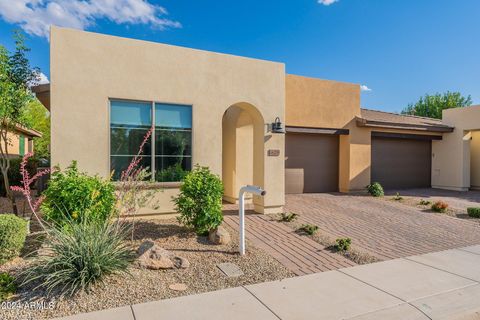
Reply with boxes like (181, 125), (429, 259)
(285, 133), (339, 193)
(371, 137), (431, 189)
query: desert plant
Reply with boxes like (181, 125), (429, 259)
(366, 182), (384, 197)
(431, 201), (449, 213)
(280, 212), (298, 222)
(393, 192), (403, 201)
(41, 161), (116, 226)
(23, 219), (134, 296)
(0, 31), (40, 216)
(10, 153), (49, 229)
(115, 126), (159, 239)
(299, 224), (319, 235)
(0, 214), (27, 264)
(467, 207), (480, 218)
(174, 165), (224, 235)
(419, 199), (432, 206)
(0, 272), (16, 301)
(334, 238), (352, 252)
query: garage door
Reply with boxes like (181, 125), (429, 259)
(371, 137), (432, 189)
(285, 133), (339, 193)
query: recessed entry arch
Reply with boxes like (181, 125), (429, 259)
(222, 102), (265, 210)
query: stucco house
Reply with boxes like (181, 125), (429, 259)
(34, 27), (480, 215)
(5, 124), (42, 158)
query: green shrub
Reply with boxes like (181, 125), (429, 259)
(0, 272), (16, 301)
(174, 165), (224, 235)
(41, 161), (116, 226)
(431, 201), (448, 213)
(334, 238), (352, 252)
(467, 207), (480, 218)
(366, 182), (384, 197)
(23, 220), (134, 296)
(299, 224), (319, 235)
(280, 212), (298, 222)
(393, 192), (403, 201)
(0, 214), (27, 264)
(419, 199), (432, 206)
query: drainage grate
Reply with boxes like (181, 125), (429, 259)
(217, 263), (244, 277)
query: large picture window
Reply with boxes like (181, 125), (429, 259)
(110, 100), (192, 182)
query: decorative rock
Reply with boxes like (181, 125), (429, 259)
(208, 226), (231, 245)
(173, 256), (190, 269)
(136, 240), (189, 270)
(169, 283), (187, 291)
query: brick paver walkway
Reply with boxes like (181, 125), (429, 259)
(285, 193), (480, 260)
(223, 205), (355, 276)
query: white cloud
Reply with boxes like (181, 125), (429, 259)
(360, 85), (372, 92)
(318, 0), (340, 5)
(38, 72), (49, 84)
(0, 0), (181, 39)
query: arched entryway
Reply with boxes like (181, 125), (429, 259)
(222, 102), (265, 212)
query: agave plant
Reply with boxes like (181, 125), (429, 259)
(22, 219), (134, 297)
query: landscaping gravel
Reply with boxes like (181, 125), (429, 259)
(0, 218), (293, 320)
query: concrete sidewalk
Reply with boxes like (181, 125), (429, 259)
(58, 245), (480, 320)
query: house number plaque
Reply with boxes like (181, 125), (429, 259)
(267, 149), (280, 157)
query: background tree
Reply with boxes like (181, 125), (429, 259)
(402, 91), (472, 119)
(24, 99), (50, 159)
(0, 30), (39, 215)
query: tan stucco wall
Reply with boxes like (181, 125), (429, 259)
(50, 27), (285, 214)
(471, 131), (480, 190)
(286, 74), (361, 128)
(432, 105), (480, 191)
(6, 131), (30, 157)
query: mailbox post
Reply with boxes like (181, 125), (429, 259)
(238, 185), (266, 255)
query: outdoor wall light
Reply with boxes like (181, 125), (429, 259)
(271, 117), (286, 134)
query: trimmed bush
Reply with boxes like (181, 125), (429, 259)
(41, 161), (116, 226)
(431, 201), (449, 213)
(334, 238), (352, 252)
(419, 199), (432, 206)
(174, 165), (224, 235)
(393, 192), (403, 201)
(366, 182), (384, 197)
(0, 272), (16, 301)
(23, 220), (134, 296)
(280, 212), (298, 222)
(467, 207), (480, 218)
(299, 224), (319, 235)
(0, 214), (27, 264)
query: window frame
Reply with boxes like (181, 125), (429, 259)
(108, 98), (193, 183)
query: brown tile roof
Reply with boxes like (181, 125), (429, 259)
(358, 108), (454, 133)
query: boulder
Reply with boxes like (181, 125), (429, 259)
(136, 240), (189, 270)
(208, 226), (231, 245)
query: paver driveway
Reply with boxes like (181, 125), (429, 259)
(285, 193), (480, 260)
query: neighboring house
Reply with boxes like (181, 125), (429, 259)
(33, 27), (480, 215)
(4, 125), (42, 157)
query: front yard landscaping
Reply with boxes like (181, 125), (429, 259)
(0, 135), (292, 319)
(382, 191), (480, 220)
(1, 218), (292, 320)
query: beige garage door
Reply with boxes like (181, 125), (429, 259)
(371, 137), (432, 189)
(285, 133), (339, 193)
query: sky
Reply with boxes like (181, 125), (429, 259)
(0, 0), (479, 113)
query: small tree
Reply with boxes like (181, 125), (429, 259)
(402, 92), (472, 119)
(0, 31), (39, 215)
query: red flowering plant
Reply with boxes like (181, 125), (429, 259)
(115, 126), (160, 238)
(10, 152), (51, 230)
